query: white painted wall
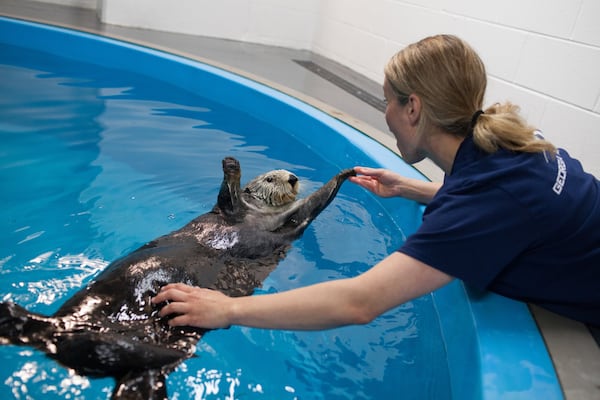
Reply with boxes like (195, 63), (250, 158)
(99, 0), (320, 50)
(48, 0), (600, 177)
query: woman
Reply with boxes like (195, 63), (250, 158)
(153, 35), (600, 331)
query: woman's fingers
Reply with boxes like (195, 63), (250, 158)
(151, 284), (233, 329)
(168, 314), (193, 327)
(157, 300), (188, 318)
(349, 175), (378, 191)
(152, 284), (192, 303)
(353, 166), (383, 177)
(161, 282), (195, 294)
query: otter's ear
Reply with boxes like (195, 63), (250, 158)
(244, 188), (251, 194)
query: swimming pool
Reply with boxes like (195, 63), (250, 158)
(0, 17), (562, 399)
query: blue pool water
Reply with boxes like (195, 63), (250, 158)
(0, 17), (562, 400)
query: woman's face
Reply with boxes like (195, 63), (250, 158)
(383, 80), (424, 164)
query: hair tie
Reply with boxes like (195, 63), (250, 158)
(471, 110), (484, 125)
(469, 110), (484, 134)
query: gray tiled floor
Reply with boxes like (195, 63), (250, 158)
(1, 1), (599, 399)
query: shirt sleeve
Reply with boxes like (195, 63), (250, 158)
(398, 185), (538, 289)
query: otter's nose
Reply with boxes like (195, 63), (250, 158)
(288, 174), (298, 186)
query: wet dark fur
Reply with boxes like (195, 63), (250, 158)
(0, 157), (355, 399)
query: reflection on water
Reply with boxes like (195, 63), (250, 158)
(182, 368), (242, 400)
(0, 42), (450, 399)
(10, 254), (107, 306)
(5, 356), (99, 400)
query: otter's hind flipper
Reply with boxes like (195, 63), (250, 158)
(0, 301), (54, 347)
(49, 331), (191, 377)
(112, 369), (168, 400)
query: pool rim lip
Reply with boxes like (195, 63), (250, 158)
(0, 15), (564, 400)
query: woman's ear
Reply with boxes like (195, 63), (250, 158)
(407, 94), (422, 125)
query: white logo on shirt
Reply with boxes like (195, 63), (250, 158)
(553, 152), (567, 195)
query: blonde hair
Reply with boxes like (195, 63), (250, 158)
(385, 34), (556, 154)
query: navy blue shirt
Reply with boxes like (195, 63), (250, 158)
(400, 135), (600, 326)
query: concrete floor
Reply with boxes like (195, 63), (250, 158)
(1, 1), (599, 399)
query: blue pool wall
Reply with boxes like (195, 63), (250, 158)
(0, 17), (563, 400)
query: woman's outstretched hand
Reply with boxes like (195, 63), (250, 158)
(350, 166), (441, 204)
(349, 166), (406, 198)
(152, 283), (233, 329)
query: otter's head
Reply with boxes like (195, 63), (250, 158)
(243, 169), (299, 207)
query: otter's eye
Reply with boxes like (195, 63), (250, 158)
(266, 176), (273, 183)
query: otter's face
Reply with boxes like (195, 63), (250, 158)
(243, 169), (299, 207)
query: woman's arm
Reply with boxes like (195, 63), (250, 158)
(152, 252), (453, 330)
(350, 166), (441, 204)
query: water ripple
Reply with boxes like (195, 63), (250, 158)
(7, 253), (107, 306)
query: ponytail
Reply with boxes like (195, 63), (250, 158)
(474, 103), (556, 154)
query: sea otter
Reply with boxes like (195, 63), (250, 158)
(0, 157), (355, 400)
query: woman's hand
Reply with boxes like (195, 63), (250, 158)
(350, 166), (441, 204)
(349, 167), (407, 198)
(152, 283), (233, 329)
